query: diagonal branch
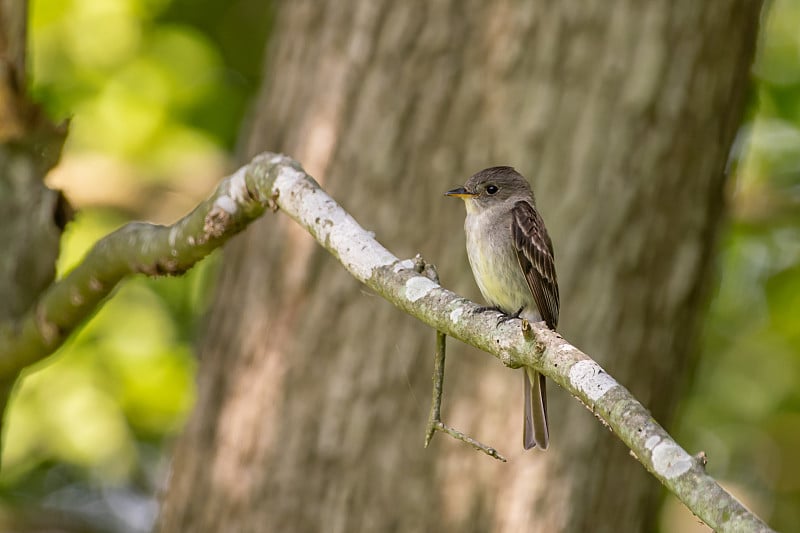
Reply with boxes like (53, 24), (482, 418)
(0, 153), (774, 533)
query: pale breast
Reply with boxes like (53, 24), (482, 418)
(464, 206), (534, 316)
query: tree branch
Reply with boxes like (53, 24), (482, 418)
(0, 153), (773, 532)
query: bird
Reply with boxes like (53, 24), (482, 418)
(446, 166), (559, 450)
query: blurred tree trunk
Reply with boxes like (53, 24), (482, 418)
(0, 0), (67, 323)
(158, 1), (761, 532)
(0, 0), (68, 415)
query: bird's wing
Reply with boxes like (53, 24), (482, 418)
(511, 200), (560, 329)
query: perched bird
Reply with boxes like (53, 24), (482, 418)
(446, 166), (559, 450)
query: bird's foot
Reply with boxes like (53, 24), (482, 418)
(474, 305), (504, 315)
(496, 306), (525, 326)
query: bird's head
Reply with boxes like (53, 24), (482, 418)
(445, 166), (534, 213)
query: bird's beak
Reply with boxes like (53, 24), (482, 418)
(445, 187), (477, 199)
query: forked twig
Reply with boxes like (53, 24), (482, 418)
(424, 330), (506, 462)
(416, 258), (506, 462)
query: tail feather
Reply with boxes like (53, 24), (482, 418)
(523, 368), (549, 450)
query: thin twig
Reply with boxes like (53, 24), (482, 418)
(416, 257), (505, 460)
(425, 330), (506, 462)
(424, 331), (446, 449)
(431, 421), (507, 462)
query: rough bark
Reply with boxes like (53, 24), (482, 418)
(159, 1), (762, 532)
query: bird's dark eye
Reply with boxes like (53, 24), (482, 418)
(486, 185), (498, 195)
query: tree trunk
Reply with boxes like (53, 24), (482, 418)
(158, 1), (761, 531)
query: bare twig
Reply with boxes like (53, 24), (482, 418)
(424, 330), (506, 462)
(430, 420), (507, 462)
(424, 330), (446, 449)
(415, 259), (505, 460)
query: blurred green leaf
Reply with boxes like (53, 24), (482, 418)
(5, 0), (266, 525)
(668, 3), (800, 531)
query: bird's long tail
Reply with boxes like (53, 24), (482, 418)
(523, 368), (549, 450)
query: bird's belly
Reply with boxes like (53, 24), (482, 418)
(464, 217), (532, 316)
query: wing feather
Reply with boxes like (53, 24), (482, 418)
(511, 201), (559, 329)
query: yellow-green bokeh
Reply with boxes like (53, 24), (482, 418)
(1, 0), (265, 525)
(662, 1), (800, 530)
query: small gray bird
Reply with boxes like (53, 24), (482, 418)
(446, 166), (559, 450)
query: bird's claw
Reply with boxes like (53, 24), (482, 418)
(496, 306), (525, 326)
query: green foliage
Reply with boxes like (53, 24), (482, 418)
(29, 0), (263, 165)
(2, 0), (269, 528)
(665, 1), (800, 530)
(1, 209), (214, 529)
